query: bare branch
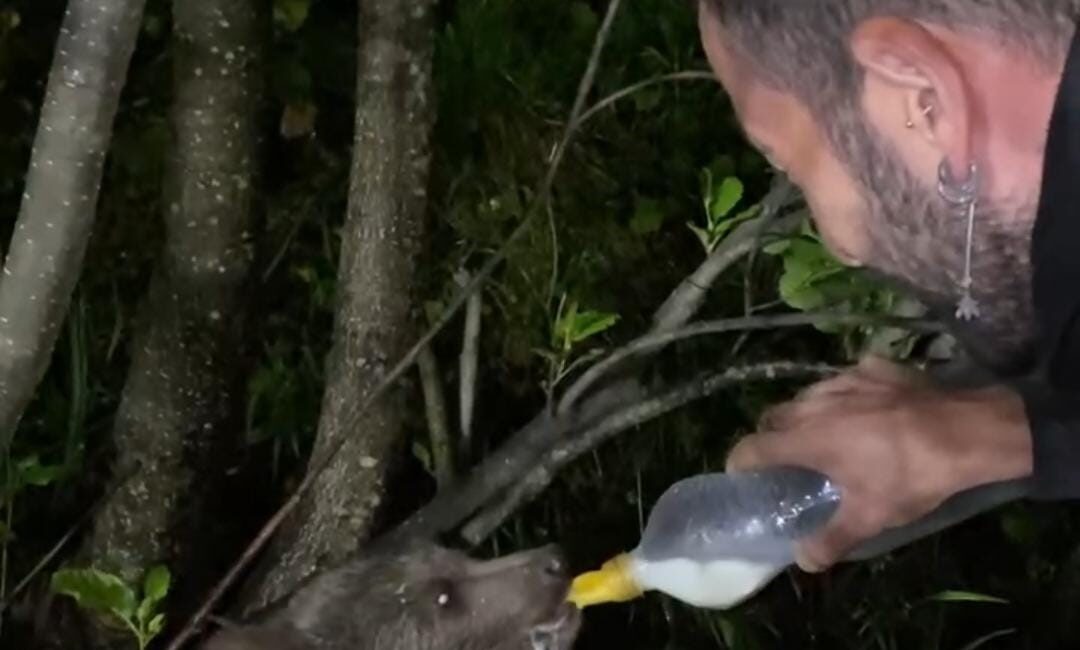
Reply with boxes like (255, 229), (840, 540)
(380, 184), (807, 545)
(576, 70), (717, 126)
(557, 312), (942, 415)
(458, 272), (482, 462)
(418, 343), (454, 489)
(461, 361), (837, 544)
(652, 184), (801, 332)
(0, 0), (146, 455)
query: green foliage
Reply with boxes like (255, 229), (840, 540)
(274, 0), (311, 32)
(553, 299), (620, 353)
(687, 171), (759, 252)
(51, 565), (171, 650)
(761, 218), (920, 359)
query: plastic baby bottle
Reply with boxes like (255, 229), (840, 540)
(568, 466), (1031, 610)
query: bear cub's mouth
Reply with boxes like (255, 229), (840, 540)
(528, 602), (581, 650)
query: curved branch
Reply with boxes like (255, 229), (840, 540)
(557, 312), (942, 415)
(576, 70), (716, 126)
(461, 361), (837, 544)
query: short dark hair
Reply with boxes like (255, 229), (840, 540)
(700, 1), (1073, 368)
(702, 1), (1079, 155)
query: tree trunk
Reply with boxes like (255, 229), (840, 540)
(241, 0), (436, 611)
(80, 0), (260, 645)
(0, 0), (145, 455)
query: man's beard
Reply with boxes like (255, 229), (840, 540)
(831, 116), (1039, 376)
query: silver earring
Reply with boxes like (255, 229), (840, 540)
(907, 104), (932, 128)
(936, 160), (980, 321)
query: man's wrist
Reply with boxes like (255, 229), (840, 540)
(947, 385), (1033, 488)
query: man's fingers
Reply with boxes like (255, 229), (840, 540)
(757, 402), (799, 431)
(725, 430), (826, 473)
(793, 500), (880, 573)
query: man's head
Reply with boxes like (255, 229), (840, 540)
(698, 0), (1079, 372)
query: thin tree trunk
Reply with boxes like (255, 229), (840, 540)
(0, 0), (146, 456)
(241, 0), (436, 611)
(80, 1), (260, 645)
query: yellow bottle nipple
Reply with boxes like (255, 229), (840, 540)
(566, 553), (644, 608)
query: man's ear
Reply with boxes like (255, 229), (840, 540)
(850, 16), (973, 177)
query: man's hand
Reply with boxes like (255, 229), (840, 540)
(725, 355), (1033, 572)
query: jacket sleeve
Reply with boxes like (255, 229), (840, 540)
(1018, 381), (1080, 499)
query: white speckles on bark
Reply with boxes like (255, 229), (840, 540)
(80, 2), (261, 643)
(242, 0), (437, 612)
(0, 0), (146, 455)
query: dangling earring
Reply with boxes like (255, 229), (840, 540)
(936, 160), (980, 321)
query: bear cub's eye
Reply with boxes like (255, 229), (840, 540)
(428, 578), (458, 610)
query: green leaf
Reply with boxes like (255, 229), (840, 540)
(423, 300), (445, 326)
(569, 1), (599, 34)
(143, 565), (170, 604)
(928, 590), (1009, 605)
(633, 86), (662, 112)
(147, 613), (166, 638)
(686, 223), (713, 252)
(762, 239), (792, 255)
(18, 455), (64, 487)
(629, 198), (665, 235)
(51, 568), (138, 620)
(554, 300), (579, 350)
(710, 203), (760, 241)
(273, 0), (310, 31)
(1000, 509), (1039, 547)
(778, 272), (825, 311)
(565, 310), (619, 344)
(708, 176), (744, 223)
(411, 441), (433, 475)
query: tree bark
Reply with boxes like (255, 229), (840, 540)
(80, 0), (260, 645)
(241, 0), (436, 611)
(0, 0), (146, 455)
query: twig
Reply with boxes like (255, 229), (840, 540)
(418, 343), (454, 489)
(730, 185), (805, 358)
(458, 272), (482, 463)
(164, 2), (624, 647)
(557, 312), (941, 415)
(462, 361), (837, 543)
(651, 181), (801, 332)
(381, 183), (804, 545)
(576, 71), (716, 126)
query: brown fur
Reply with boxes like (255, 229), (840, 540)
(200, 541), (581, 650)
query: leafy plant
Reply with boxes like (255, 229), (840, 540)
(51, 565), (171, 650)
(535, 295), (620, 394)
(553, 298), (620, 353)
(687, 171), (760, 253)
(761, 218), (921, 359)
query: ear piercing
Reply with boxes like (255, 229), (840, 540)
(906, 104), (933, 129)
